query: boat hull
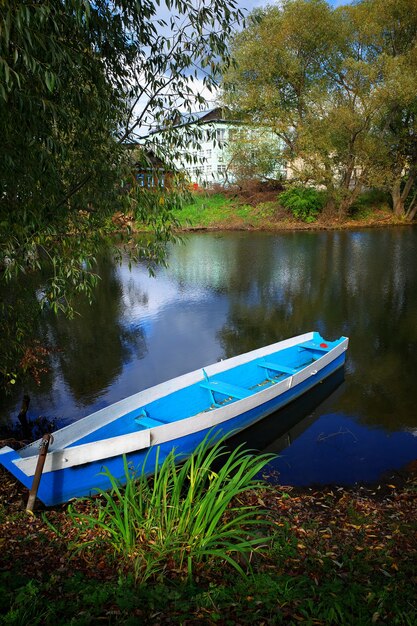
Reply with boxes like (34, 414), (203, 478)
(0, 341), (347, 506)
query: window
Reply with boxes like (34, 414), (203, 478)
(216, 128), (227, 148)
(216, 128), (226, 143)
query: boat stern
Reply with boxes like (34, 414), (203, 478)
(0, 446), (33, 491)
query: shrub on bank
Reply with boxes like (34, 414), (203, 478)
(349, 189), (391, 219)
(279, 187), (326, 223)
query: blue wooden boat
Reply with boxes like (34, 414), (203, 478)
(0, 331), (348, 506)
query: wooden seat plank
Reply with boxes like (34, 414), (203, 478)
(298, 342), (329, 352)
(135, 416), (167, 428)
(200, 380), (251, 400)
(258, 361), (297, 375)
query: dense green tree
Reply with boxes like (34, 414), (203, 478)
(222, 0), (417, 218)
(222, 1), (346, 211)
(0, 0), (243, 390)
(362, 0), (417, 217)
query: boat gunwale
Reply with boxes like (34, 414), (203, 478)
(12, 336), (348, 477)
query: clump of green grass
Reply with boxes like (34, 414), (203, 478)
(67, 435), (274, 583)
(175, 193), (237, 227)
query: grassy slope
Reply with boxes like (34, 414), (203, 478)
(173, 193), (285, 230)
(172, 192), (399, 231)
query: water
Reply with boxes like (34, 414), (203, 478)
(2, 228), (417, 485)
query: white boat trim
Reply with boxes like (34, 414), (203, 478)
(14, 429), (151, 476)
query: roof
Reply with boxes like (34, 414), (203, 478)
(177, 107), (228, 125)
(138, 107), (231, 140)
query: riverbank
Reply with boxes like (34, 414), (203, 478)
(172, 191), (408, 233)
(1, 464), (416, 624)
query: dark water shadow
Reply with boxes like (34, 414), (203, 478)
(226, 368), (345, 458)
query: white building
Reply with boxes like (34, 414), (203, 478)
(180, 108), (230, 185)
(142, 107), (286, 186)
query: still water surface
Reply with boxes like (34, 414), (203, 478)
(2, 228), (417, 485)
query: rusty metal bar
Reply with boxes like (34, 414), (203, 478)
(26, 434), (53, 512)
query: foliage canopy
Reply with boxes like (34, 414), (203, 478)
(223, 0), (417, 217)
(0, 0), (243, 391)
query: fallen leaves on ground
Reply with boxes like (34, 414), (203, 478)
(1, 465), (416, 624)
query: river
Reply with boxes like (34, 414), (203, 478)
(2, 228), (417, 485)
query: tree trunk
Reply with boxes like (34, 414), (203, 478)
(321, 200), (334, 216)
(401, 165), (417, 206)
(320, 165), (337, 217)
(341, 159), (355, 194)
(405, 189), (417, 220)
(392, 166), (417, 218)
(391, 179), (404, 217)
(338, 181), (363, 218)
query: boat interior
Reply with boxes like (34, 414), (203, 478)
(68, 340), (333, 447)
